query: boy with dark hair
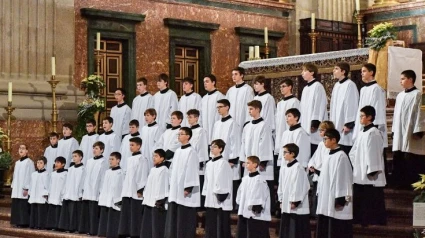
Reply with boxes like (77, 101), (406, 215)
(46, 156), (68, 230)
(253, 75), (276, 137)
(44, 132), (59, 173)
(155, 111), (183, 166)
(226, 67), (254, 128)
(392, 69), (425, 188)
(118, 136), (150, 237)
(78, 141), (108, 235)
(201, 74), (224, 143)
(153, 73), (179, 131)
(57, 123), (79, 169)
(179, 77), (202, 127)
(98, 152), (124, 238)
(203, 139), (233, 238)
(330, 62), (359, 155)
(278, 143), (310, 238)
(316, 128), (353, 238)
(131, 77), (154, 129)
(141, 108), (162, 166)
(79, 119), (99, 165)
(236, 155), (271, 238)
(119, 119), (141, 171)
(11, 144), (35, 227)
(28, 156), (49, 229)
(110, 88), (132, 139)
(165, 127), (200, 238)
(58, 150), (85, 232)
(350, 106), (387, 226)
(140, 149), (170, 238)
(98, 117), (121, 162)
(300, 63), (328, 156)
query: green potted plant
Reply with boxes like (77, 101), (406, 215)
(0, 128), (11, 199)
(412, 174), (425, 237)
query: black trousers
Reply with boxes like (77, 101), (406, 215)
(78, 200), (100, 235)
(165, 202), (197, 238)
(29, 203), (48, 229)
(236, 215), (270, 238)
(10, 198), (30, 226)
(205, 208), (231, 238)
(140, 205), (167, 238)
(353, 184), (386, 226)
(392, 151), (425, 189)
(118, 197), (144, 237)
(316, 215), (352, 238)
(58, 200), (81, 232)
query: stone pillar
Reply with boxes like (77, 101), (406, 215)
(318, 0), (355, 22)
(372, 0), (399, 7)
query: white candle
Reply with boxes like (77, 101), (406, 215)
(355, 0), (360, 11)
(264, 27), (268, 44)
(96, 32), (101, 51)
(249, 46), (254, 59)
(254, 46), (260, 59)
(8, 82), (12, 102)
(311, 13), (315, 30)
(51, 57), (55, 76)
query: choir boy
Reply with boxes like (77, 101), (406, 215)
(78, 119), (99, 165)
(46, 156), (68, 230)
(349, 106), (387, 226)
(211, 99), (241, 210)
(153, 73), (179, 131)
(44, 132), (59, 173)
(277, 108), (310, 169)
(119, 119), (141, 171)
(236, 156), (271, 238)
(131, 77), (154, 129)
(141, 108), (162, 167)
(140, 149), (170, 238)
(98, 117), (121, 162)
(179, 77), (202, 127)
(253, 75), (276, 137)
(300, 63), (328, 156)
(155, 111), (182, 166)
(58, 150), (85, 232)
(165, 127), (200, 238)
(316, 129), (353, 238)
(118, 137), (150, 237)
(202, 139), (233, 238)
(187, 109), (209, 208)
(278, 143), (310, 238)
(57, 123), (79, 169)
(98, 152), (124, 238)
(392, 70), (425, 188)
(330, 62), (359, 155)
(110, 88), (132, 139)
(307, 121), (335, 217)
(78, 141), (108, 235)
(226, 67), (254, 128)
(11, 144), (35, 227)
(28, 156), (49, 229)
(201, 74), (224, 143)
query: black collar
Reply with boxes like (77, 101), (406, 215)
(191, 124), (200, 130)
(140, 92), (149, 97)
(51, 143), (58, 148)
(132, 151), (141, 156)
(185, 91), (194, 97)
(307, 79), (318, 87)
(155, 162), (167, 168)
(339, 77), (348, 84)
(221, 115), (232, 122)
(181, 144), (191, 149)
(212, 155), (223, 162)
(365, 80), (377, 87)
(111, 166), (121, 171)
(117, 103), (126, 108)
(249, 171), (260, 177)
(252, 117), (264, 124)
(171, 125), (181, 130)
(160, 88), (169, 94)
(74, 163), (83, 168)
(148, 121), (157, 127)
(207, 89), (217, 95)
(88, 132), (96, 136)
(235, 82), (246, 88)
(283, 95), (295, 101)
(56, 168), (67, 173)
(289, 124), (301, 131)
(37, 168), (46, 173)
(104, 130), (114, 135)
(405, 86), (417, 93)
(363, 123), (377, 132)
(94, 155), (103, 160)
(287, 159), (298, 167)
(131, 132), (140, 136)
(257, 91), (268, 96)
(63, 136), (72, 140)
(20, 156), (28, 161)
(329, 147), (342, 155)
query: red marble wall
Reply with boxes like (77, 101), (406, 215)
(74, 0), (290, 93)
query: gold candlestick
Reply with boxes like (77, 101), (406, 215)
(96, 49), (102, 77)
(308, 29), (319, 54)
(265, 43), (270, 59)
(4, 101), (15, 186)
(48, 76), (60, 133)
(355, 13), (363, 49)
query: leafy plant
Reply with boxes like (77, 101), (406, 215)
(412, 174), (425, 202)
(365, 22), (397, 51)
(0, 152), (12, 169)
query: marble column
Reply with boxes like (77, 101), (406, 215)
(373, 0), (399, 7)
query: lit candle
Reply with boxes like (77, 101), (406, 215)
(264, 27), (268, 44)
(355, 0), (360, 11)
(8, 82), (12, 102)
(51, 57), (55, 76)
(249, 46), (254, 59)
(254, 46), (260, 59)
(96, 32), (101, 51)
(311, 13), (315, 30)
